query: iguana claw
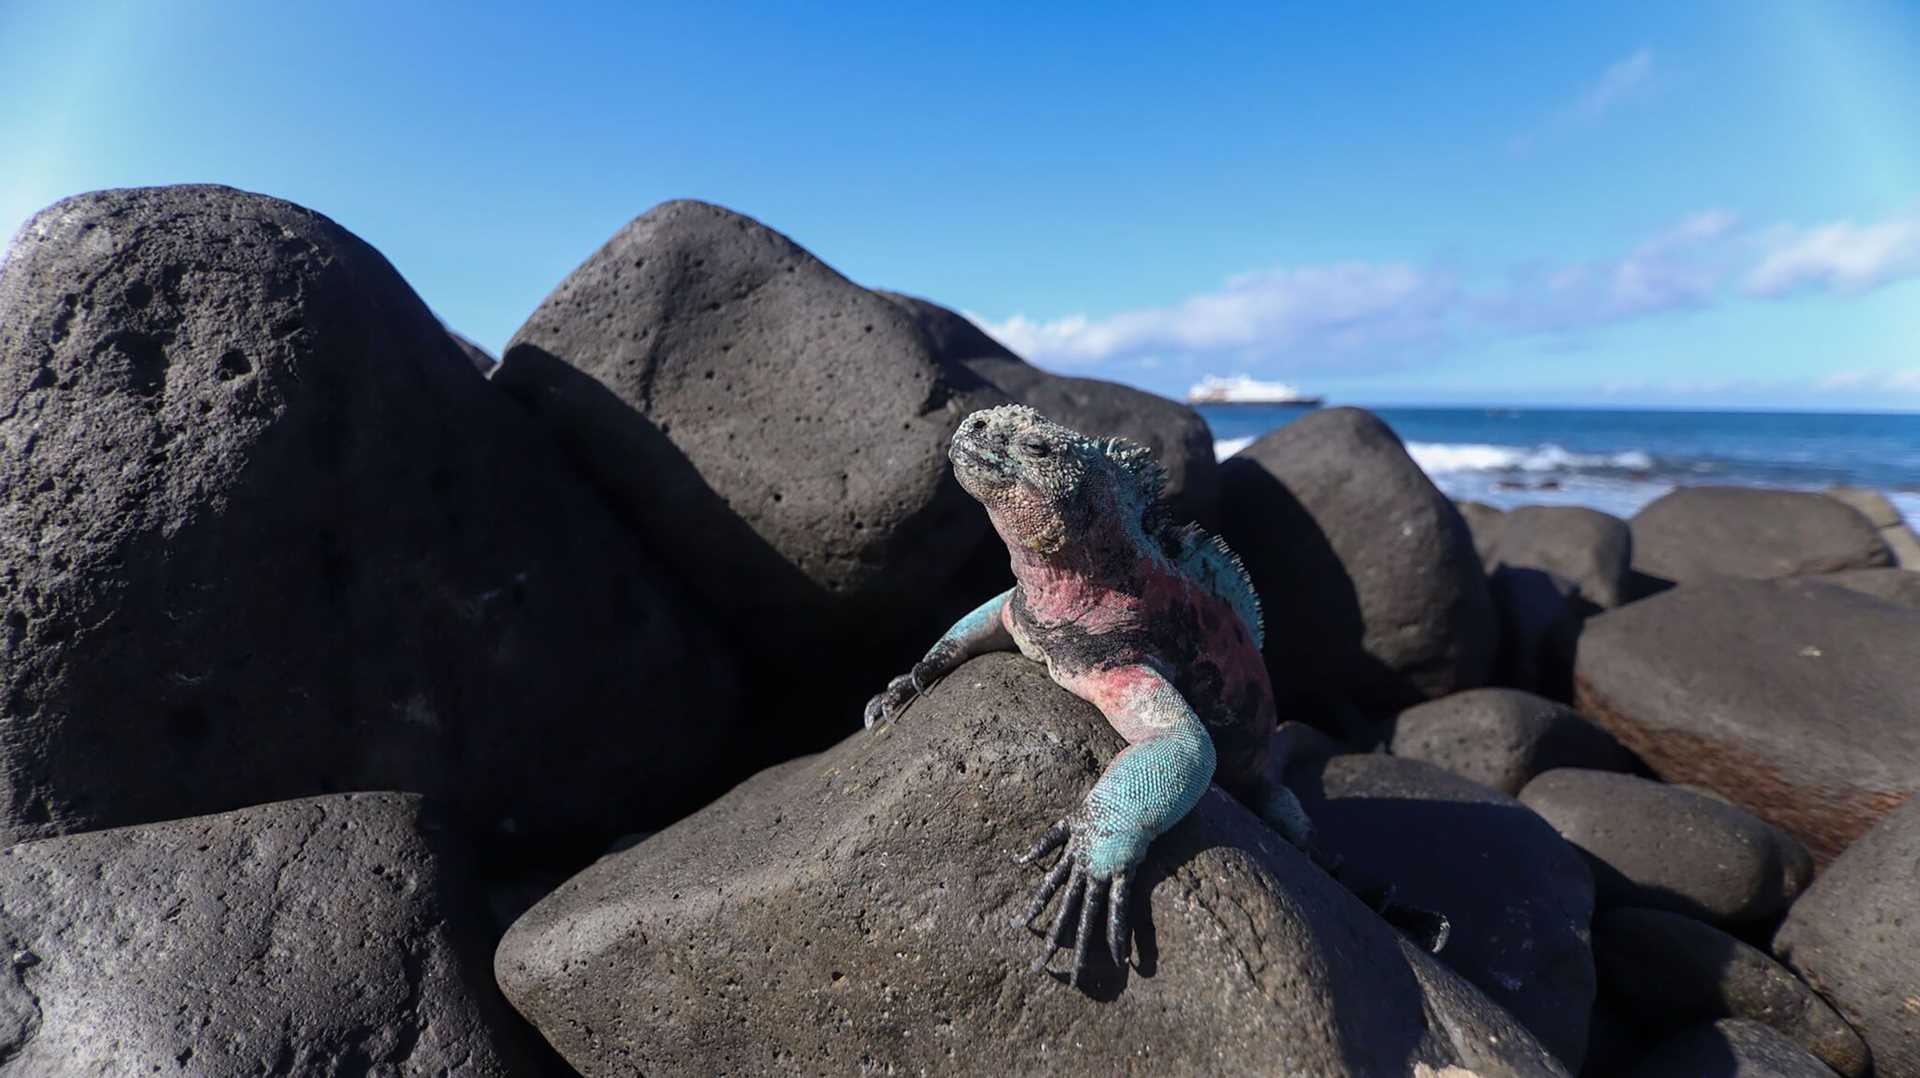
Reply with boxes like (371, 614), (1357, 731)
(863, 657), (954, 728)
(1011, 818), (1138, 986)
(862, 674), (919, 728)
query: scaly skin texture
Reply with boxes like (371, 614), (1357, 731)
(866, 404), (1320, 985)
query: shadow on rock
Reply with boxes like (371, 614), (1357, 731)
(494, 342), (997, 759)
(1216, 458), (1424, 738)
(496, 654), (1566, 1077)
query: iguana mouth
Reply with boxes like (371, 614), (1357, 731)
(949, 441), (1007, 476)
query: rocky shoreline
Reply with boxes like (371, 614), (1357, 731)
(1, 185), (1915, 1076)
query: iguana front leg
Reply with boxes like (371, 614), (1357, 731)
(864, 589), (1015, 728)
(1013, 664), (1215, 986)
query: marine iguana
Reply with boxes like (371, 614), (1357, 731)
(866, 404), (1352, 986)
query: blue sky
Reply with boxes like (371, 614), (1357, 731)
(3, 2), (1917, 409)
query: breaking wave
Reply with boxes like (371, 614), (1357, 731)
(1212, 436), (1655, 476)
(1405, 442), (1655, 475)
(1213, 435), (1257, 459)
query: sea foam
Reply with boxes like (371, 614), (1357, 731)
(1406, 442), (1654, 475)
(1212, 436), (1654, 475)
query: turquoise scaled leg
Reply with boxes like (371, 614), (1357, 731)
(1014, 670), (1216, 986)
(864, 588), (1014, 728)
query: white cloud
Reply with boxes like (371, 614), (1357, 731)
(969, 262), (1460, 368)
(1485, 209), (1739, 331)
(1744, 210), (1920, 297)
(1570, 49), (1655, 120)
(1816, 369), (1920, 393)
(1512, 49), (1657, 153)
(966, 204), (1919, 375)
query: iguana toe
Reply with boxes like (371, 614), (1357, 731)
(862, 674), (920, 729)
(1012, 818), (1139, 986)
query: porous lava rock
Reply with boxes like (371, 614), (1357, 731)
(449, 329), (496, 372)
(1573, 577), (1920, 864)
(0, 793), (552, 1076)
(1630, 486), (1890, 586)
(877, 290), (1219, 525)
(1217, 407), (1497, 718)
(1490, 506), (1633, 609)
(1774, 795), (1920, 1078)
(1487, 565), (1583, 700)
(1626, 1019), (1845, 1078)
(1289, 753), (1597, 1069)
(1388, 688), (1635, 796)
(1814, 566), (1920, 610)
(1825, 484), (1920, 567)
(0, 185), (744, 849)
(496, 654), (1567, 1078)
(1518, 770), (1813, 927)
(1455, 500), (1508, 570)
(493, 200), (1005, 673)
(1594, 908), (1866, 1077)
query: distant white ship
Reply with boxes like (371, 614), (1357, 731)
(1186, 374), (1323, 406)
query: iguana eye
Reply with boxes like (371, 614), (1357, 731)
(1018, 437), (1052, 458)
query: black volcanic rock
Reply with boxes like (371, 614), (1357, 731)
(1594, 908), (1866, 1077)
(493, 200), (1006, 674)
(1388, 688), (1635, 795)
(1814, 566), (1920, 610)
(0, 184), (744, 849)
(1631, 486), (1890, 585)
(1627, 1020), (1845, 1078)
(449, 329), (497, 372)
(1487, 565), (1583, 700)
(1573, 576), (1920, 865)
(1289, 753), (1597, 1069)
(1456, 500), (1509, 570)
(0, 793), (554, 1076)
(1825, 484), (1920, 567)
(1774, 795), (1920, 1078)
(496, 655), (1567, 1078)
(1217, 407), (1497, 718)
(1518, 770), (1813, 927)
(877, 290), (1220, 525)
(1491, 505), (1633, 609)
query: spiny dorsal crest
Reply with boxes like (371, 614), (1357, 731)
(1100, 436), (1170, 529)
(1175, 524), (1265, 650)
(1098, 432), (1263, 647)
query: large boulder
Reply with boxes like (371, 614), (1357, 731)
(1814, 566), (1920, 610)
(1217, 408), (1497, 718)
(0, 185), (744, 849)
(1594, 908), (1867, 1077)
(1387, 688), (1635, 796)
(493, 200), (1005, 675)
(496, 654), (1567, 1077)
(1627, 1019), (1847, 1078)
(1774, 795), (1920, 1078)
(1288, 753), (1597, 1069)
(1490, 506), (1633, 609)
(876, 291), (1219, 525)
(1826, 485), (1920, 567)
(1519, 770), (1813, 928)
(1583, 997), (1655, 1078)
(0, 793), (553, 1076)
(1487, 566), (1583, 700)
(1456, 500), (1508, 570)
(448, 329), (497, 372)
(1630, 486), (1890, 586)
(1573, 577), (1920, 864)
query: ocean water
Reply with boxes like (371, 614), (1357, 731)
(1199, 405), (1920, 526)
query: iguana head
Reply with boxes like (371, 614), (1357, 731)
(949, 405), (1165, 556)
